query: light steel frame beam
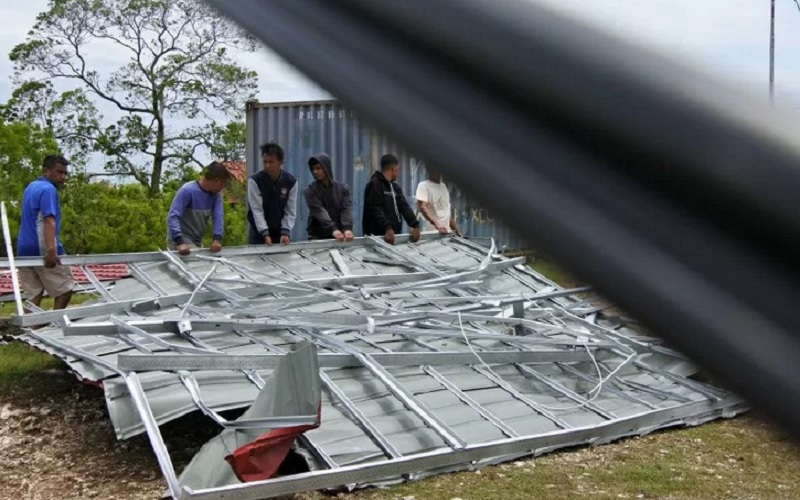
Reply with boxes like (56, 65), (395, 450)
(182, 398), (746, 500)
(11, 271), (439, 326)
(62, 317), (619, 349)
(0, 233), (445, 268)
(116, 350), (592, 371)
(177, 371), (318, 429)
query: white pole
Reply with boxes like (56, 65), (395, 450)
(1, 202), (24, 317)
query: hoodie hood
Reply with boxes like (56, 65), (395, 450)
(308, 153), (333, 181)
(371, 170), (390, 185)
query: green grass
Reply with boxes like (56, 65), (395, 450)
(0, 341), (63, 383)
(0, 292), (96, 317)
(298, 417), (800, 500)
(528, 257), (581, 288)
(0, 292), (94, 394)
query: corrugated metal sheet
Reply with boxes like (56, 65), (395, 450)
(246, 101), (525, 249)
(10, 236), (746, 499)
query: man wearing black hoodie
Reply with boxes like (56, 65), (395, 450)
(304, 153), (354, 241)
(362, 153), (421, 245)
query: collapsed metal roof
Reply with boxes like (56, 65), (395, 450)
(8, 235), (746, 499)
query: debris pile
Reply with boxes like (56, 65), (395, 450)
(8, 235), (746, 499)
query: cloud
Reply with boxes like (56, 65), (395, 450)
(0, 0), (328, 106)
(0, 1), (45, 100)
(239, 48), (331, 103)
(534, 0), (800, 105)
(4, 0), (800, 104)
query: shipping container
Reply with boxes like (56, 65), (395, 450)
(245, 100), (526, 249)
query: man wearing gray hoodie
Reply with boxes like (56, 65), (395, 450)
(304, 153), (354, 241)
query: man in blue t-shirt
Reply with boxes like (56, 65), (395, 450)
(16, 154), (74, 310)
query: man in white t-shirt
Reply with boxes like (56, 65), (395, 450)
(415, 171), (462, 236)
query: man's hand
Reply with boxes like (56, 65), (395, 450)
(384, 228), (395, 245)
(332, 230), (345, 242)
(280, 235), (290, 245)
(344, 230), (354, 242)
(44, 249), (60, 268)
(454, 227), (463, 237)
(264, 235), (272, 246)
(410, 227), (421, 243)
(176, 243), (191, 256)
(210, 240), (222, 253)
(436, 224), (449, 235)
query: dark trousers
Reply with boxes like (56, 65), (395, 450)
(248, 225), (282, 245)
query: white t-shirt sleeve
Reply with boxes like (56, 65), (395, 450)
(415, 182), (429, 203)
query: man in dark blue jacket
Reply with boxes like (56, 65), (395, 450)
(246, 142), (297, 245)
(362, 154), (421, 245)
(304, 153), (354, 241)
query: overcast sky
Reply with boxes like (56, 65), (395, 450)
(0, 0), (330, 105)
(1, 0), (800, 164)
(538, 0), (800, 108)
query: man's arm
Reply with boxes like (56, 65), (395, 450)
(42, 216), (59, 267)
(38, 189), (61, 266)
(365, 180), (393, 231)
(340, 184), (354, 231)
(415, 183), (439, 228)
(397, 185), (420, 228)
(166, 188), (191, 245)
(416, 200), (442, 229)
(247, 178), (269, 236)
(281, 183), (298, 235)
(42, 216), (57, 250)
(212, 192), (224, 242)
(304, 186), (336, 232)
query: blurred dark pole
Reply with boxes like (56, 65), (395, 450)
(206, 0), (800, 439)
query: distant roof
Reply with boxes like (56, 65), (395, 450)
(0, 264), (129, 294)
(221, 160), (246, 183)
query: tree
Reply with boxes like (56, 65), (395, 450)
(60, 178), (171, 254)
(59, 177), (248, 253)
(0, 118), (59, 186)
(9, 0), (258, 196)
(1, 81), (101, 167)
(0, 118), (60, 257)
(170, 118), (246, 168)
(204, 120), (246, 162)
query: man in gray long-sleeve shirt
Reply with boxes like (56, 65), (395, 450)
(166, 162), (230, 255)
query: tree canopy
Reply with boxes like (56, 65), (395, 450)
(0, 118), (61, 257)
(8, 0), (257, 196)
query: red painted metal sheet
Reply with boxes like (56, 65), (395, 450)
(225, 407), (321, 483)
(0, 264), (129, 294)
